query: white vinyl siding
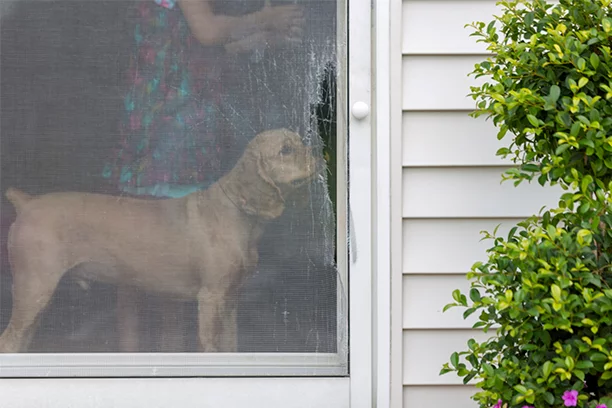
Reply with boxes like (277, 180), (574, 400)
(402, 1), (497, 54)
(402, 113), (509, 167)
(398, 1), (561, 407)
(402, 56), (486, 111)
(402, 167), (559, 218)
(403, 385), (477, 408)
(403, 330), (492, 385)
(403, 218), (517, 275)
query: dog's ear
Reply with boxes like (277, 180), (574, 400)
(245, 154), (285, 219)
(230, 152), (285, 220)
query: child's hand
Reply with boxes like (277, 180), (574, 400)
(225, 5), (304, 54)
(224, 28), (301, 55)
(255, 5), (304, 37)
(178, 0), (304, 49)
(224, 31), (270, 54)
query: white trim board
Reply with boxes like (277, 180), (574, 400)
(0, 378), (350, 408)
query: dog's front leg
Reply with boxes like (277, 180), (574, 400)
(116, 286), (141, 352)
(219, 300), (238, 352)
(197, 288), (225, 352)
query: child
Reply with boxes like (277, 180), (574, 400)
(104, 0), (303, 198)
(102, 0), (304, 352)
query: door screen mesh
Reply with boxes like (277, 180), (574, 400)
(0, 0), (341, 355)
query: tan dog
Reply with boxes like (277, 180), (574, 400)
(0, 128), (318, 353)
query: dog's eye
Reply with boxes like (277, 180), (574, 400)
(279, 145), (294, 156)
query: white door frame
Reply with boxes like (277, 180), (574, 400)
(0, 0), (381, 404)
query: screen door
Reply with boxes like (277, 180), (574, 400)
(0, 0), (348, 376)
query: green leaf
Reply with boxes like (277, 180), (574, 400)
(577, 229), (592, 246)
(603, 17), (612, 32)
(522, 163), (540, 172)
(549, 85), (561, 102)
(551, 284), (562, 301)
(463, 308), (477, 319)
(450, 352), (459, 368)
(576, 360), (594, 369)
(579, 201), (591, 214)
(439, 368), (452, 375)
(556, 144), (571, 155)
(557, 111), (572, 127)
(514, 384), (527, 394)
(527, 114), (540, 127)
(463, 372), (476, 384)
(442, 303), (456, 312)
(581, 175), (593, 192)
(591, 353), (607, 362)
(565, 356), (575, 370)
(514, 385), (528, 394)
(591, 53), (600, 69)
(571, 121), (582, 137)
(578, 77), (589, 89)
(469, 288), (481, 302)
(544, 392), (555, 405)
(496, 147), (510, 156)
(542, 361), (553, 378)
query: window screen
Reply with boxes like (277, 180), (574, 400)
(0, 0), (345, 370)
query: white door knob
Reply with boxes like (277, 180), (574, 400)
(351, 101), (370, 120)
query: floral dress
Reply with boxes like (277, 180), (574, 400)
(103, 0), (231, 198)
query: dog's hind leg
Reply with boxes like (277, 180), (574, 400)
(0, 245), (65, 353)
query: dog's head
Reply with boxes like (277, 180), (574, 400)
(229, 128), (321, 220)
(252, 128), (320, 191)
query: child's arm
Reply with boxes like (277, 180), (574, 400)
(178, 0), (303, 47)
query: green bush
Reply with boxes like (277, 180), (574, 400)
(440, 1), (612, 407)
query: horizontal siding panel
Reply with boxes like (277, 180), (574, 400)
(403, 275), (475, 329)
(403, 55), (486, 111)
(402, 218), (518, 274)
(404, 385), (477, 408)
(403, 329), (492, 385)
(402, 167), (561, 218)
(402, 1), (497, 55)
(403, 112), (510, 166)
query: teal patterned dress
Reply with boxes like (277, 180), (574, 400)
(103, 0), (231, 198)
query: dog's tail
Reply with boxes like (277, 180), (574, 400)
(6, 188), (33, 214)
